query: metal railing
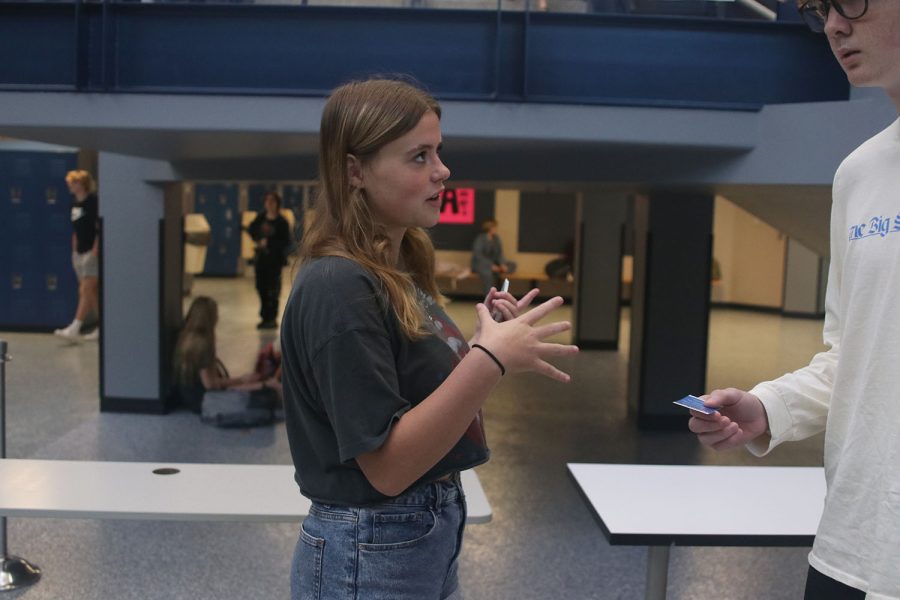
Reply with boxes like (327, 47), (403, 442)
(0, 341), (42, 591)
(0, 0), (842, 110)
(1, 0), (779, 20)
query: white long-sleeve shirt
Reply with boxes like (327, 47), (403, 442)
(748, 118), (900, 599)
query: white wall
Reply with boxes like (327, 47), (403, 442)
(713, 195), (786, 308)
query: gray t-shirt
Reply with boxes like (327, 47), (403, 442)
(281, 256), (490, 505)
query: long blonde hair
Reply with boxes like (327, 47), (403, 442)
(300, 78), (444, 339)
(173, 296), (218, 386)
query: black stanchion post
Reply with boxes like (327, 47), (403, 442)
(0, 340), (41, 591)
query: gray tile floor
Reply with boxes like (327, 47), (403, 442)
(1, 272), (826, 599)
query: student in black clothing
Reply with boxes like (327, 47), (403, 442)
(55, 170), (100, 341)
(281, 77), (579, 600)
(247, 191), (291, 329)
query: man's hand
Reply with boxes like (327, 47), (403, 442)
(688, 388), (769, 451)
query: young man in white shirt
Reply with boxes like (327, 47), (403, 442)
(689, 1), (900, 598)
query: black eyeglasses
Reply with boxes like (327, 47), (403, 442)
(797, 0), (869, 32)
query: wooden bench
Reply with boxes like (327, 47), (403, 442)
(435, 272), (484, 297)
(437, 272), (574, 301)
(507, 272), (574, 300)
(568, 463), (825, 600)
(0, 459), (492, 523)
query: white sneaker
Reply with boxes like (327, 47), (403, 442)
(82, 328), (99, 341)
(54, 325), (81, 341)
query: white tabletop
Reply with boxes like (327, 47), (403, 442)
(0, 459), (491, 524)
(567, 463), (825, 546)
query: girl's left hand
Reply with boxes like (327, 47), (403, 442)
(486, 287), (540, 323)
(472, 287), (541, 346)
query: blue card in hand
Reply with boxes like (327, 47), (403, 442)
(673, 394), (718, 415)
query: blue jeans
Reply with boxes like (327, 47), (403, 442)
(292, 474), (467, 600)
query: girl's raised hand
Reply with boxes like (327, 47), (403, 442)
(484, 286), (540, 323)
(473, 296), (578, 383)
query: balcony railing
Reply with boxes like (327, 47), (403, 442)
(0, 0), (846, 110)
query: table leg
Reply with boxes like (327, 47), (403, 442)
(645, 545), (670, 600)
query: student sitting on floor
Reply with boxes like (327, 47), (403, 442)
(172, 296), (279, 413)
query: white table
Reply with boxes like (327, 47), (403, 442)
(567, 463), (825, 600)
(0, 459), (492, 523)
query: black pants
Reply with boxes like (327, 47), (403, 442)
(254, 261), (282, 323)
(804, 566), (865, 600)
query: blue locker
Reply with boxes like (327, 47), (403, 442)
(11, 156), (33, 177)
(0, 227), (7, 323)
(47, 156), (70, 180)
(41, 159), (79, 329)
(8, 243), (40, 326)
(46, 211), (69, 237)
(0, 150), (77, 329)
(43, 182), (67, 224)
(9, 210), (35, 242)
(44, 247), (74, 327)
(0, 165), (5, 324)
(40, 232), (78, 329)
(282, 185), (302, 210)
(282, 184), (303, 217)
(6, 166), (40, 326)
(0, 165), (8, 250)
(0, 275), (7, 325)
(282, 184), (304, 249)
(6, 171), (32, 243)
(195, 183), (241, 276)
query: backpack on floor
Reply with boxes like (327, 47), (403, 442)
(200, 388), (278, 428)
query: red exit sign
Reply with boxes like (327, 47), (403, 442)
(438, 188), (475, 224)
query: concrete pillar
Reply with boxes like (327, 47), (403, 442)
(627, 191), (713, 429)
(98, 153), (179, 413)
(573, 191), (628, 349)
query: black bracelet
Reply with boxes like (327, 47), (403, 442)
(471, 344), (505, 376)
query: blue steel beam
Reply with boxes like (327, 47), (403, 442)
(522, 11), (847, 109)
(108, 5), (510, 98)
(0, 2), (80, 90)
(0, 2), (847, 110)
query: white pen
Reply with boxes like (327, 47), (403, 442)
(491, 279), (510, 322)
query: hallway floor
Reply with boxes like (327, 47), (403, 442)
(1, 272), (826, 600)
